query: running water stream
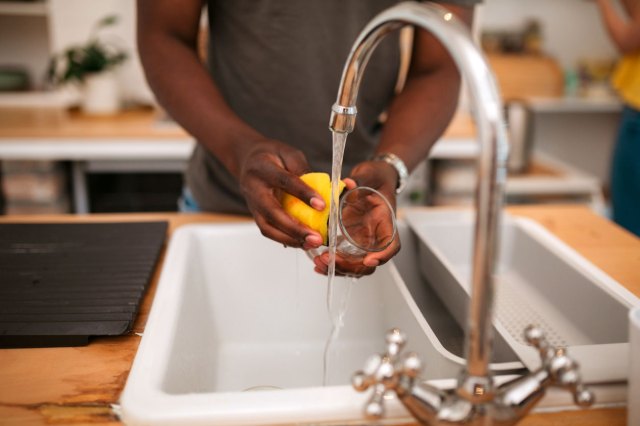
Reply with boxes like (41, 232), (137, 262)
(322, 131), (351, 386)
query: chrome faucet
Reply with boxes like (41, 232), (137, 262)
(330, 2), (594, 424)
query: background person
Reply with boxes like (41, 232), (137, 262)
(595, 0), (640, 236)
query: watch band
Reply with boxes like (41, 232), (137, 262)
(373, 153), (409, 194)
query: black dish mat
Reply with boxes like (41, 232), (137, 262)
(0, 221), (168, 348)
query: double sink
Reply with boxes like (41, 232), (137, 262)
(120, 208), (638, 425)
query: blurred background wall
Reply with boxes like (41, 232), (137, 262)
(478, 0), (618, 70)
(0, 0), (153, 105)
(0, 0), (621, 106)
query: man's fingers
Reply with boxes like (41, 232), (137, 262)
(254, 214), (305, 248)
(284, 177), (326, 211)
(343, 178), (357, 190)
(279, 149), (311, 177)
(363, 238), (401, 267)
(260, 162), (326, 211)
(316, 252), (377, 277)
(253, 193), (323, 247)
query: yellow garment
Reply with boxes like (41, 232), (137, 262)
(612, 51), (640, 109)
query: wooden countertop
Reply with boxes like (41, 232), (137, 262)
(0, 206), (638, 425)
(0, 107), (189, 140)
(0, 107), (474, 141)
(0, 106), (473, 166)
(0, 107), (194, 161)
(0, 107), (474, 162)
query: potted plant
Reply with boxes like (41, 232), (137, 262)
(47, 15), (128, 115)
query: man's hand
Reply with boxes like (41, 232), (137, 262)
(311, 160), (401, 277)
(238, 138), (326, 249)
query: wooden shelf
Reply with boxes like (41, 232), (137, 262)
(0, 1), (48, 16)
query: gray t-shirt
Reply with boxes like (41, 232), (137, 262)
(189, 0), (480, 214)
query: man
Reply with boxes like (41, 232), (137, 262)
(137, 0), (479, 275)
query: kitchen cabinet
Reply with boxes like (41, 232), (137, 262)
(0, 107), (192, 213)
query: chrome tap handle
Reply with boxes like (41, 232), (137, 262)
(524, 325), (595, 407)
(385, 327), (407, 357)
(352, 328), (423, 420)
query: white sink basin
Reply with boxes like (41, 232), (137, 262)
(405, 209), (640, 384)
(121, 211), (638, 425)
(121, 222), (455, 425)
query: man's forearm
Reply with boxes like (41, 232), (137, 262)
(137, 8), (262, 178)
(376, 61), (461, 173)
(375, 4), (472, 174)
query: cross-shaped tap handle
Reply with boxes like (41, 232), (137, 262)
(351, 328), (423, 419)
(523, 325), (595, 407)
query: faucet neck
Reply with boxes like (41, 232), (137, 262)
(348, 4), (594, 424)
(331, 1), (509, 384)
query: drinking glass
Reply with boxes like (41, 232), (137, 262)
(306, 186), (397, 260)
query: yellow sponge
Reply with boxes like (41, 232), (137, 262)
(281, 172), (346, 245)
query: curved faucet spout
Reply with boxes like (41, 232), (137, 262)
(331, 0), (509, 398)
(342, 3), (594, 425)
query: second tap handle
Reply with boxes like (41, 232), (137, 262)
(523, 325), (595, 407)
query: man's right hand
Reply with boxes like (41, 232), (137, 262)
(237, 138), (326, 249)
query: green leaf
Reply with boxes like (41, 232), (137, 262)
(48, 14), (127, 85)
(97, 15), (119, 28)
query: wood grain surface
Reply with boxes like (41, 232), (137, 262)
(0, 107), (189, 139)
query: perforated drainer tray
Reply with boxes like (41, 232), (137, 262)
(495, 272), (573, 348)
(405, 209), (638, 384)
(0, 221), (167, 348)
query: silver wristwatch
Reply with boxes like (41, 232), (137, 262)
(373, 153), (409, 194)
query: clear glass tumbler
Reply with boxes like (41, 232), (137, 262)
(306, 186), (397, 260)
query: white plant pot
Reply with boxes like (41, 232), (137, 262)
(81, 72), (120, 115)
